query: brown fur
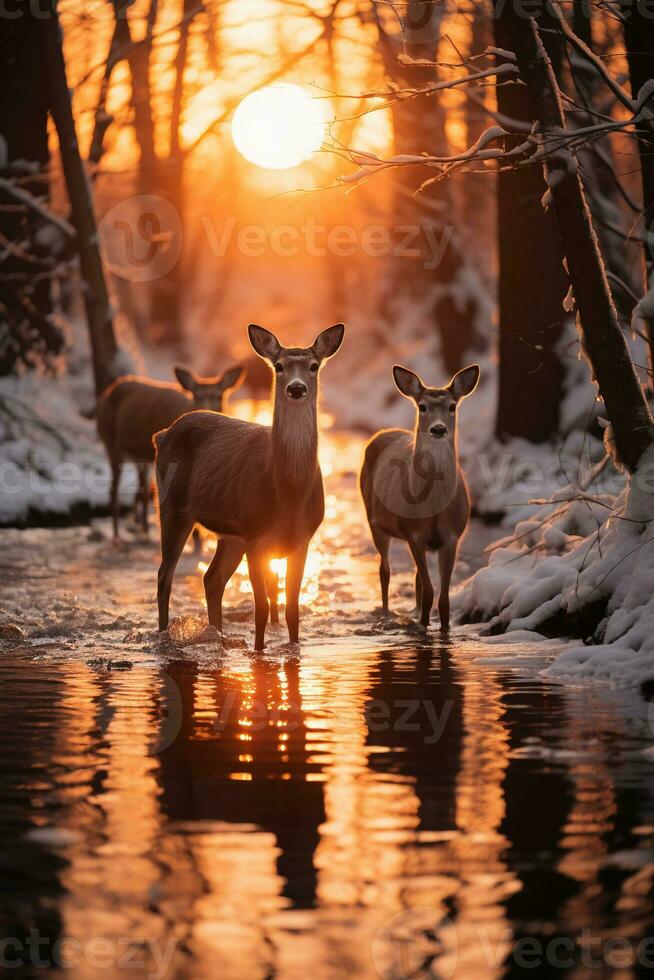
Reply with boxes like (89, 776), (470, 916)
(154, 324), (345, 649)
(360, 364), (480, 629)
(97, 366), (243, 538)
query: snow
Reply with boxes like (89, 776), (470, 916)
(0, 348), (146, 526)
(0, 372), (112, 524)
(456, 444), (654, 692)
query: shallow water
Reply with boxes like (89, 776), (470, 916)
(2, 638), (654, 979)
(1, 436), (654, 978)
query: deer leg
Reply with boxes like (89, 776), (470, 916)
(265, 565), (280, 624)
(157, 514), (194, 631)
(438, 541), (457, 631)
(204, 537), (243, 630)
(191, 527), (202, 554)
(138, 464), (150, 535)
(247, 548), (269, 651)
(408, 538), (434, 628)
(371, 526), (391, 613)
(415, 570), (423, 613)
(285, 545), (308, 644)
(110, 457), (123, 540)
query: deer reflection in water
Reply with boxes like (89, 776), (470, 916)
(1, 639), (653, 978)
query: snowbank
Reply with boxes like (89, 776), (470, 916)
(0, 372), (131, 525)
(456, 445), (654, 690)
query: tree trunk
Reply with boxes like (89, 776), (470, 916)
(567, 2), (641, 327)
(150, 0), (199, 344)
(89, 18), (121, 168)
(89, 0), (158, 190)
(462, 3), (492, 262)
(374, 0), (486, 375)
(0, 6), (63, 374)
(494, 3), (568, 443)
(573, 0), (592, 46)
(128, 0), (158, 193)
(621, 0), (654, 374)
(39, 7), (118, 396)
(499, 1), (652, 471)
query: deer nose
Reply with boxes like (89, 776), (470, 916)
(430, 423), (448, 438)
(287, 381), (308, 400)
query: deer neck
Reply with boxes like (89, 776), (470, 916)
(410, 429), (458, 508)
(270, 389), (319, 498)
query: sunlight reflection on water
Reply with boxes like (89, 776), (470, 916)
(3, 643), (654, 978)
(2, 422), (654, 978)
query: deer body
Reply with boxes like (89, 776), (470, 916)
(97, 366), (243, 538)
(160, 412), (324, 548)
(154, 324), (345, 650)
(360, 364), (480, 629)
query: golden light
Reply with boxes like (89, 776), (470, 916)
(231, 83), (326, 170)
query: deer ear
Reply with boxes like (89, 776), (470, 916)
(313, 323), (345, 361)
(220, 365), (246, 391)
(449, 364), (480, 401)
(174, 366), (196, 392)
(248, 324), (281, 362)
(393, 365), (423, 400)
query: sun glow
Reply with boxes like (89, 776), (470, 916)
(231, 83), (326, 170)
(198, 551), (323, 605)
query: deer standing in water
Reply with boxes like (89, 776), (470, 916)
(97, 366), (244, 538)
(360, 364), (480, 629)
(154, 323), (345, 650)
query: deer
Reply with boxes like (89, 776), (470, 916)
(360, 363), (480, 630)
(97, 365), (244, 539)
(153, 323), (345, 650)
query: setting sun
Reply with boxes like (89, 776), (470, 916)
(231, 83), (326, 170)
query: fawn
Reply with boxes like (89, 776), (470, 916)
(97, 365), (244, 538)
(360, 363), (480, 629)
(154, 323), (345, 650)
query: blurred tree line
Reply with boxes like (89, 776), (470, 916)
(1, 0), (653, 469)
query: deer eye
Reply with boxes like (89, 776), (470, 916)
(274, 363), (283, 374)
(449, 404), (456, 413)
(418, 404), (426, 413)
(309, 363), (319, 373)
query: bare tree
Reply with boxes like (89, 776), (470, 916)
(566, 3), (641, 328)
(499, 1), (652, 471)
(621, 0), (654, 373)
(90, 0), (158, 187)
(39, 7), (118, 395)
(0, 9), (64, 374)
(373, 0), (487, 375)
(150, 0), (203, 344)
(493, 1), (568, 443)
